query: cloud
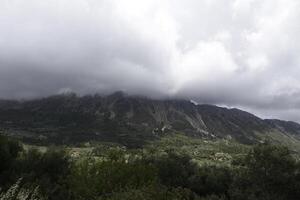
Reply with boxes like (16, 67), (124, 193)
(0, 0), (300, 121)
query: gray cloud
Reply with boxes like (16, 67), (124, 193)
(1, 0), (300, 122)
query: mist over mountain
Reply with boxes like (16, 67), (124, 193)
(1, 0), (300, 123)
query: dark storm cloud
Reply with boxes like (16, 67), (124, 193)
(1, 0), (300, 121)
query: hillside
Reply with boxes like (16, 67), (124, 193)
(1, 92), (300, 200)
(0, 92), (299, 148)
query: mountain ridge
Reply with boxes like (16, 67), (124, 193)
(0, 92), (299, 147)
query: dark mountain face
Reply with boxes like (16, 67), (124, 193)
(0, 92), (299, 146)
(265, 119), (300, 135)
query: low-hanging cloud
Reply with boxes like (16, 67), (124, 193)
(1, 0), (300, 121)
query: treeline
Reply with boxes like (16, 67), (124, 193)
(0, 136), (300, 200)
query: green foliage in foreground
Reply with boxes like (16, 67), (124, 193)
(0, 135), (300, 200)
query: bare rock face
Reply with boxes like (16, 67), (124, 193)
(0, 92), (299, 146)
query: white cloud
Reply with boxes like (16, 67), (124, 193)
(0, 0), (300, 121)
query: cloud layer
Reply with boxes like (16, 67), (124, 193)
(0, 0), (300, 121)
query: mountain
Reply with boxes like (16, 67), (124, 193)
(0, 92), (299, 147)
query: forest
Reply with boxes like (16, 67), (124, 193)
(0, 135), (300, 200)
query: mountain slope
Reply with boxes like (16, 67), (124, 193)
(0, 92), (299, 147)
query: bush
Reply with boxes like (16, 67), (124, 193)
(18, 148), (71, 200)
(98, 185), (198, 200)
(151, 152), (198, 188)
(230, 144), (300, 200)
(0, 136), (23, 187)
(189, 165), (231, 197)
(69, 155), (157, 200)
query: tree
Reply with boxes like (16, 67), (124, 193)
(230, 144), (300, 200)
(0, 136), (23, 187)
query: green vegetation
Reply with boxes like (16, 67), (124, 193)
(3, 94), (300, 149)
(0, 135), (300, 200)
(146, 134), (250, 164)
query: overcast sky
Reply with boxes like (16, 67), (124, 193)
(0, 0), (300, 121)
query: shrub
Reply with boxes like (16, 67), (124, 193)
(69, 155), (157, 200)
(230, 144), (300, 200)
